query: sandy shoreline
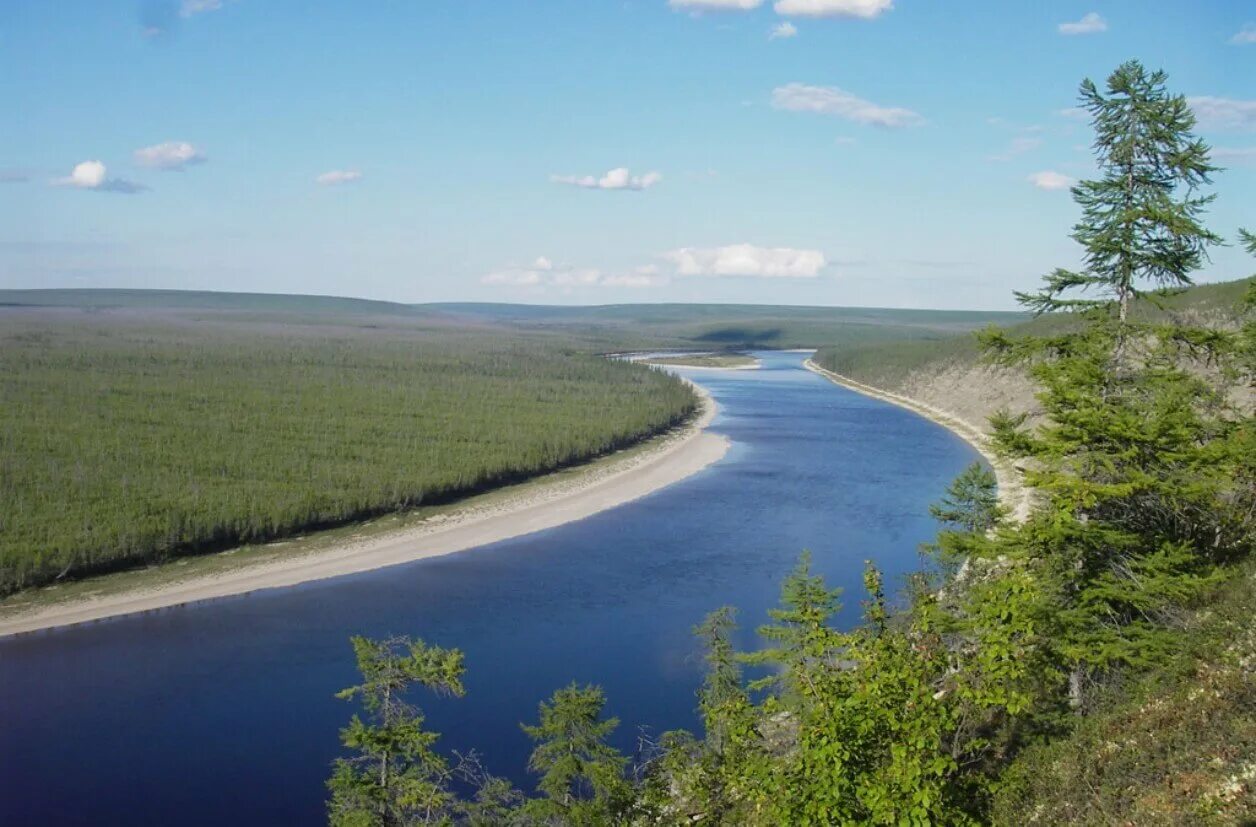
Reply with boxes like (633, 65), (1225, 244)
(804, 359), (1031, 522)
(0, 386), (728, 638)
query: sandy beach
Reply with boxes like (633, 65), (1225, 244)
(0, 386), (728, 638)
(804, 359), (1032, 522)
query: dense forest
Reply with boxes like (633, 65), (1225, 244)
(320, 62), (1256, 825)
(0, 319), (696, 593)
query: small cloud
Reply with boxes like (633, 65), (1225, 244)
(771, 83), (924, 128)
(1058, 12), (1107, 35)
(1028, 170), (1075, 191)
(134, 141), (206, 171)
(601, 266), (667, 288)
(52, 161), (147, 194)
(1229, 24), (1256, 45)
(551, 167), (663, 191)
(482, 259), (665, 289)
(1213, 146), (1256, 165)
(1188, 96), (1256, 131)
(772, 0), (892, 19)
(0, 169), (29, 183)
(834, 136), (857, 146)
(1057, 106), (1089, 120)
(770, 21), (798, 39)
(316, 169), (363, 186)
(668, 0), (763, 9)
(663, 244), (826, 278)
(180, 0), (223, 17)
(989, 136), (1043, 161)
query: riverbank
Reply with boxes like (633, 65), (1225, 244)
(804, 359), (1031, 521)
(0, 386), (728, 638)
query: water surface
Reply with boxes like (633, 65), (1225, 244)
(0, 352), (980, 825)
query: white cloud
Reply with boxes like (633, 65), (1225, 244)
(770, 21), (798, 39)
(773, 0), (892, 19)
(180, 0), (223, 18)
(771, 83), (924, 128)
(1028, 170), (1075, 191)
(1058, 12), (1107, 35)
(133, 141), (206, 171)
(1229, 24), (1256, 45)
(1188, 96), (1256, 131)
(316, 169), (363, 186)
(601, 266), (667, 288)
(63, 160), (106, 188)
(52, 160), (146, 194)
(551, 167), (663, 191)
(834, 136), (857, 146)
(1057, 106), (1089, 120)
(989, 136), (1043, 161)
(482, 260), (666, 290)
(664, 244), (826, 278)
(668, 0), (762, 9)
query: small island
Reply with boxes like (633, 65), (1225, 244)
(643, 352), (759, 370)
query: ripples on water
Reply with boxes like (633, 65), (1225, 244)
(0, 352), (981, 825)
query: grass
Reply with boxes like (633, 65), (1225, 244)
(0, 310), (696, 594)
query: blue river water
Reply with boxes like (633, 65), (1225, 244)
(0, 351), (980, 825)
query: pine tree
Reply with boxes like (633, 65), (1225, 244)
(327, 636), (466, 827)
(521, 683), (629, 825)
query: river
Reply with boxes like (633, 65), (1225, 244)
(0, 351), (981, 825)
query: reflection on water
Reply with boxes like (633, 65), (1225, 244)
(0, 352), (981, 826)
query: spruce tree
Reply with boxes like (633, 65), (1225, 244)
(521, 683), (629, 824)
(327, 636), (466, 827)
(1016, 60), (1219, 326)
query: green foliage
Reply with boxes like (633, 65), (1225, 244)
(521, 684), (630, 825)
(992, 560), (1256, 825)
(931, 463), (1002, 535)
(327, 636), (466, 826)
(924, 462), (1004, 577)
(0, 316), (696, 593)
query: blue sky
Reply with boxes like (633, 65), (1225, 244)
(1, 1), (1253, 309)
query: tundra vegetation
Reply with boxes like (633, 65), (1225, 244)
(326, 62), (1255, 825)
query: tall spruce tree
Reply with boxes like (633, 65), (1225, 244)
(984, 61), (1243, 707)
(1016, 60), (1219, 326)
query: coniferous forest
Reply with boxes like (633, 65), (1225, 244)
(321, 62), (1256, 826)
(0, 321), (696, 593)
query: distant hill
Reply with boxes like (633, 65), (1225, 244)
(425, 301), (1027, 350)
(0, 288), (424, 317)
(0, 289), (1028, 351)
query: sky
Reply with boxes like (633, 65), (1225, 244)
(1, 1), (1254, 310)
